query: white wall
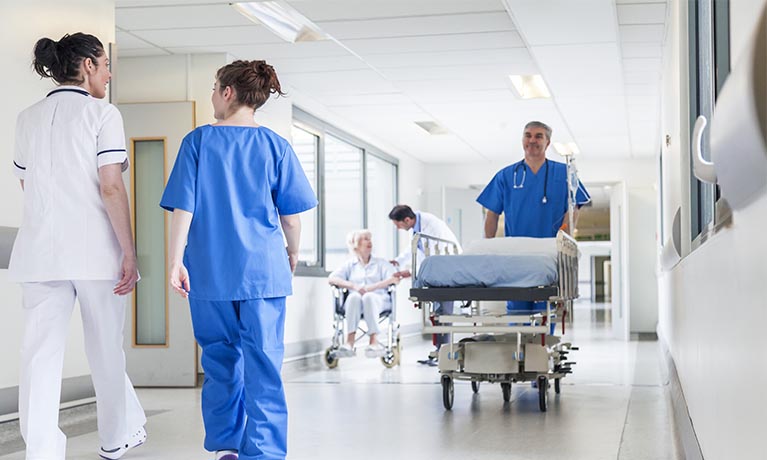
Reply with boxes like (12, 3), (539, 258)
(657, 0), (767, 458)
(0, 0), (116, 392)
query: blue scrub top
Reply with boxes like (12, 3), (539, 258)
(476, 159), (590, 238)
(160, 125), (318, 301)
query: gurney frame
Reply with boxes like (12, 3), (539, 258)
(408, 230), (580, 411)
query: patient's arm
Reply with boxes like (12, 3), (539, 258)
(328, 277), (360, 292)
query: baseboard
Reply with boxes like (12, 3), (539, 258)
(658, 335), (705, 460)
(0, 375), (95, 422)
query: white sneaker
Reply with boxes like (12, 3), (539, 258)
(335, 344), (356, 358)
(364, 343), (386, 358)
(99, 426), (147, 459)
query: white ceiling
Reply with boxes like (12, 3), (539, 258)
(115, 0), (667, 163)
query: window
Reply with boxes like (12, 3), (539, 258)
(324, 135), (363, 270)
(688, 0), (730, 245)
(365, 154), (397, 259)
(291, 108), (399, 274)
(291, 125), (320, 267)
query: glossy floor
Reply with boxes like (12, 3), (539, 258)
(0, 301), (680, 460)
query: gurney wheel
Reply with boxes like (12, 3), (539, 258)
(537, 376), (548, 412)
(501, 382), (511, 402)
(441, 375), (454, 410)
(554, 378), (561, 394)
(324, 347), (339, 369)
(471, 381), (480, 393)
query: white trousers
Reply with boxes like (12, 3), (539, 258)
(344, 292), (387, 336)
(19, 280), (146, 460)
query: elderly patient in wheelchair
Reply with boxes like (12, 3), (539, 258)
(328, 229), (400, 359)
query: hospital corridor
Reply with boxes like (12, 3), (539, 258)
(1, 1), (765, 460)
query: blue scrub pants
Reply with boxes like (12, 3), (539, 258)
(190, 297), (287, 460)
(434, 301), (454, 348)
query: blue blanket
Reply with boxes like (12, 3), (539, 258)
(413, 254), (557, 288)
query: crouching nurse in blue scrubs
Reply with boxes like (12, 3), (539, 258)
(476, 120), (590, 314)
(160, 60), (317, 460)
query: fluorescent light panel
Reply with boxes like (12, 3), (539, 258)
(414, 121), (450, 135)
(508, 74), (551, 99)
(553, 142), (580, 156)
(233, 1), (329, 43)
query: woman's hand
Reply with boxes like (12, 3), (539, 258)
(356, 285), (368, 295)
(169, 263), (191, 299)
(114, 255), (139, 295)
(287, 250), (299, 273)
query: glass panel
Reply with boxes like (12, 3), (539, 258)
(290, 126), (319, 266)
(365, 155), (397, 260)
(134, 140), (167, 346)
(324, 135), (362, 271)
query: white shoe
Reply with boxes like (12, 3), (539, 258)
(335, 344), (356, 358)
(99, 426), (147, 459)
(364, 343), (386, 358)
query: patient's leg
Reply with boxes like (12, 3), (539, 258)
(344, 292), (363, 345)
(360, 293), (383, 344)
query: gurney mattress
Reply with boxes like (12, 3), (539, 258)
(413, 254), (557, 288)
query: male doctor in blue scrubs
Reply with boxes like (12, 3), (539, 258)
(476, 121), (590, 313)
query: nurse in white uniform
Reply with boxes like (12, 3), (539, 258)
(9, 33), (146, 460)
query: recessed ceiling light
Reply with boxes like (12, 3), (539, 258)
(233, 1), (329, 43)
(553, 142), (580, 156)
(508, 74), (551, 99)
(414, 121), (450, 135)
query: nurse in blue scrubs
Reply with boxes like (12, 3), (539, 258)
(160, 60), (317, 460)
(476, 121), (590, 313)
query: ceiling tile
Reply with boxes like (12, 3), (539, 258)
(364, 48), (536, 71)
(504, 0), (617, 46)
(167, 41), (350, 60)
(617, 3), (667, 24)
(116, 30), (155, 49)
(342, 31), (525, 55)
(533, 44), (624, 96)
(132, 26), (281, 48)
(319, 12), (515, 40)
(287, 0), (505, 22)
(117, 4), (252, 30)
(621, 42), (663, 58)
(619, 24), (665, 43)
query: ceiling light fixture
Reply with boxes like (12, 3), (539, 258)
(553, 142), (580, 156)
(414, 121), (450, 135)
(232, 1), (329, 43)
(508, 74), (551, 99)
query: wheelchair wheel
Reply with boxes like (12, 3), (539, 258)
(501, 382), (511, 402)
(324, 347), (339, 369)
(537, 376), (548, 412)
(381, 348), (398, 368)
(471, 381), (480, 393)
(441, 374), (454, 410)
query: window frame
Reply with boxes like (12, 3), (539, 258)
(292, 107), (399, 276)
(688, 0), (730, 251)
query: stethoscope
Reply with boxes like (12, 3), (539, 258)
(512, 159), (549, 204)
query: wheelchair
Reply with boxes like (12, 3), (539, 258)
(324, 285), (401, 369)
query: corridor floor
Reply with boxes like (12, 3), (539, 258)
(0, 300), (680, 460)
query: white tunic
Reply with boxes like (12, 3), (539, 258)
(9, 86), (129, 282)
(394, 211), (462, 268)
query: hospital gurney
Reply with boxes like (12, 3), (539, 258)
(408, 230), (579, 411)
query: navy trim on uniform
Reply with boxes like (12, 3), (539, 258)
(97, 149), (126, 156)
(47, 88), (90, 97)
(13, 161), (26, 170)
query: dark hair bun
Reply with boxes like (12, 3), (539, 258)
(31, 33), (104, 84)
(216, 60), (286, 110)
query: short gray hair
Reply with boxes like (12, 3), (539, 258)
(346, 229), (372, 254)
(524, 121), (552, 140)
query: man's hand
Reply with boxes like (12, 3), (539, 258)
(394, 270), (412, 279)
(169, 263), (191, 299)
(389, 259), (399, 267)
(114, 256), (139, 295)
